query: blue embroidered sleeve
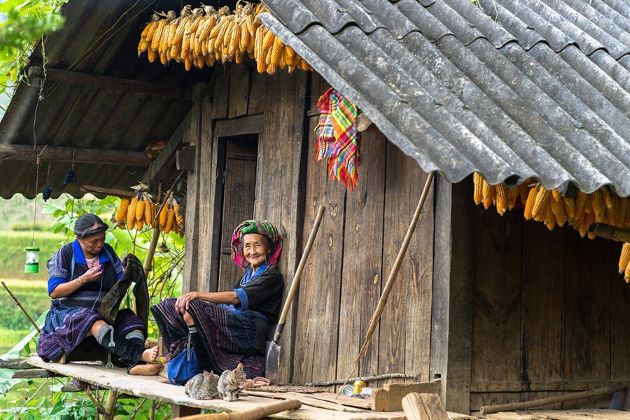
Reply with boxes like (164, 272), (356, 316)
(47, 248), (70, 295)
(234, 288), (249, 311)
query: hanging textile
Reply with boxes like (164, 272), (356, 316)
(315, 87), (360, 190)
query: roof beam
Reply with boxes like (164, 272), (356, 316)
(0, 144), (149, 167)
(28, 66), (192, 99)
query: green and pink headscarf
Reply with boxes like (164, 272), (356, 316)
(230, 219), (283, 270)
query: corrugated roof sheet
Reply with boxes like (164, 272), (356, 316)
(0, 0), (207, 198)
(260, 0), (630, 196)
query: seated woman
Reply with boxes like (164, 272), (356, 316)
(152, 220), (284, 378)
(37, 213), (160, 375)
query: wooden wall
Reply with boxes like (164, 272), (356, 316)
(470, 202), (630, 411)
(291, 75), (435, 386)
(183, 68), (435, 386)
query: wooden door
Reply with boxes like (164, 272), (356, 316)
(216, 134), (258, 292)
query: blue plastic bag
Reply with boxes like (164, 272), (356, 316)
(167, 340), (199, 385)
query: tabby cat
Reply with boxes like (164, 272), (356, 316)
(217, 363), (246, 402)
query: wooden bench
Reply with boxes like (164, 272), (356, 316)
(20, 356), (407, 419)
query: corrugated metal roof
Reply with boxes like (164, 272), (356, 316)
(0, 0), (208, 198)
(260, 0), (630, 196)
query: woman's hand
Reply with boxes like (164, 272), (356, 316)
(175, 292), (199, 314)
(81, 265), (104, 283)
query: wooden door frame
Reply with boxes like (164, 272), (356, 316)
(206, 114), (264, 292)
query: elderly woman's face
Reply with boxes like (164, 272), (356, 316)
(77, 231), (105, 257)
(243, 233), (269, 269)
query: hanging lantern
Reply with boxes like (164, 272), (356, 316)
(24, 247), (40, 274)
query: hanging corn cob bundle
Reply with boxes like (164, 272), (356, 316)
(473, 172), (630, 282)
(115, 191), (158, 231)
(138, 2), (311, 75)
(155, 197), (185, 236)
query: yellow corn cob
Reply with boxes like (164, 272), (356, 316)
(284, 45), (297, 66)
(576, 192), (588, 215)
(591, 189), (605, 223)
(532, 186), (550, 219)
(524, 186), (537, 220)
(136, 219), (144, 231)
(473, 173), (483, 205)
(136, 195), (146, 221)
(174, 203), (185, 230)
(254, 26), (265, 63)
(245, 14), (255, 36)
(184, 56), (192, 71)
(204, 54), (216, 67)
(262, 29), (275, 51)
(551, 189), (561, 202)
(625, 255), (630, 282)
(127, 197), (137, 230)
(618, 243), (630, 274)
(147, 48), (157, 63)
(518, 184), (529, 207)
(495, 183), (508, 215)
(550, 193), (567, 226)
(506, 186), (519, 210)
(240, 19), (249, 53)
(230, 21), (241, 55)
(159, 203), (168, 228)
(116, 198), (130, 225)
(142, 14), (159, 41)
(144, 197), (153, 225)
(602, 187), (614, 210)
(165, 206), (175, 234)
(605, 195), (618, 225)
(482, 180), (494, 210)
(151, 19), (168, 51)
(564, 196), (576, 219)
(138, 39), (149, 57)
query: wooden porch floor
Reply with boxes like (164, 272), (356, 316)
(481, 409), (630, 419)
(26, 356), (405, 419)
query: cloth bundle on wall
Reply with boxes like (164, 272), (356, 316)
(315, 88), (360, 191)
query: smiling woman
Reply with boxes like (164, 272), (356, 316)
(151, 219), (285, 380)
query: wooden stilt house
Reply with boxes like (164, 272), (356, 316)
(1, 0), (629, 416)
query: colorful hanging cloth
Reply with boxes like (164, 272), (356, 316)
(315, 88), (360, 190)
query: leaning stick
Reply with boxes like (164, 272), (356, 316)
(174, 399), (301, 419)
(306, 373), (415, 387)
(338, 172), (435, 395)
(1, 281), (41, 332)
(480, 385), (626, 415)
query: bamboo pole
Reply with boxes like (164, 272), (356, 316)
(305, 373), (415, 387)
(1, 281), (41, 332)
(480, 385), (626, 415)
(174, 399), (301, 420)
(589, 223), (630, 243)
(104, 390), (119, 420)
(338, 172), (435, 394)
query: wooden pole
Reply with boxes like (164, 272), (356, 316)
(1, 281), (41, 332)
(305, 373), (415, 387)
(338, 172), (435, 393)
(104, 390), (119, 420)
(480, 385), (626, 415)
(589, 223), (630, 243)
(174, 399), (301, 420)
(144, 184), (162, 277)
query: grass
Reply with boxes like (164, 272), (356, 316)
(0, 278), (49, 334)
(0, 230), (65, 281)
(0, 328), (30, 355)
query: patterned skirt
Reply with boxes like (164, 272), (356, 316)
(37, 298), (144, 362)
(151, 298), (267, 378)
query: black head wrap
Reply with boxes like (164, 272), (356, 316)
(74, 213), (108, 238)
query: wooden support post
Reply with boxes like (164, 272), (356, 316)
(430, 175), (474, 414)
(171, 404), (200, 418)
(0, 144), (148, 167)
(104, 390), (118, 420)
(28, 66), (192, 99)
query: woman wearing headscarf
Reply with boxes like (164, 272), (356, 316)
(37, 213), (160, 375)
(152, 220), (284, 378)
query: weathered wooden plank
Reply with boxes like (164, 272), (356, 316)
(228, 65), (249, 118)
(256, 71), (309, 385)
(247, 71), (266, 115)
(611, 249), (630, 382)
(0, 144), (147, 167)
(217, 139), (258, 293)
(26, 356), (395, 419)
(196, 98), (217, 293)
(471, 380), (630, 393)
(28, 66), (192, 99)
(373, 382), (442, 412)
(336, 127), (386, 381)
(430, 176), (474, 413)
(380, 143), (434, 387)
(471, 208), (523, 391)
(292, 74), (344, 386)
(563, 235), (611, 382)
(182, 97), (202, 293)
(522, 222), (565, 385)
(13, 369), (62, 379)
(212, 70), (229, 120)
(214, 115), (264, 138)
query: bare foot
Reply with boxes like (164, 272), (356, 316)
(141, 346), (159, 363)
(129, 363), (163, 376)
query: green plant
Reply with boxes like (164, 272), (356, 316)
(0, 0), (67, 99)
